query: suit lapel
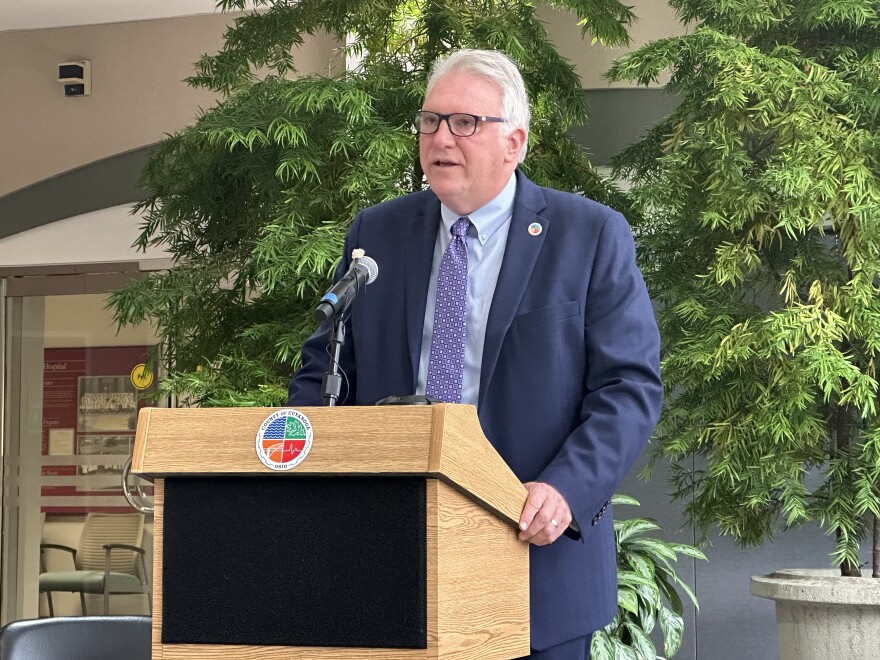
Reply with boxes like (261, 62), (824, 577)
(405, 197), (441, 387)
(478, 173), (548, 407)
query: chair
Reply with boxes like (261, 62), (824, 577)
(0, 616), (150, 660)
(39, 513), (150, 616)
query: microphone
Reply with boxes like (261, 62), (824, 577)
(313, 253), (378, 322)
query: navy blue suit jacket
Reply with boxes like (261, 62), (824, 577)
(288, 171), (662, 650)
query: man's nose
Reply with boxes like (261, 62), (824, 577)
(432, 118), (457, 145)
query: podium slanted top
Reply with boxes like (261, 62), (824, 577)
(133, 403), (526, 527)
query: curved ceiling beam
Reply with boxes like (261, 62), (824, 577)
(0, 145), (153, 240)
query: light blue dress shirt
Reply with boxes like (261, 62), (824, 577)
(416, 173), (517, 405)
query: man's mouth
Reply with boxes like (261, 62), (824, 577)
(434, 160), (458, 167)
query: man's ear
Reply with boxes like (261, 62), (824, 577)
(505, 127), (527, 163)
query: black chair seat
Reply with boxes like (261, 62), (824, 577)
(0, 616), (151, 660)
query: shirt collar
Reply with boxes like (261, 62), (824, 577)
(439, 173), (517, 245)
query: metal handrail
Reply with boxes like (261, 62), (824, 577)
(121, 456), (153, 513)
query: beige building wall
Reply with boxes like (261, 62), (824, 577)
(0, 2), (682, 198)
(539, 0), (685, 88)
(0, 13), (341, 196)
(0, 205), (168, 265)
(0, 2), (683, 267)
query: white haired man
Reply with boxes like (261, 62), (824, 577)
(290, 49), (662, 659)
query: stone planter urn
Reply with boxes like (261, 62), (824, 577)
(751, 568), (880, 660)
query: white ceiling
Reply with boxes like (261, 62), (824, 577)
(1, 0), (228, 32)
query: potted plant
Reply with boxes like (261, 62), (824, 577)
(593, 495), (704, 660)
(606, 1), (880, 658)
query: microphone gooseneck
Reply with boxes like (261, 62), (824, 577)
(316, 251), (378, 406)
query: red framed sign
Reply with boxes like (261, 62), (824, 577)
(42, 346), (154, 514)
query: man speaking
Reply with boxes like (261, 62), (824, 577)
(288, 49), (662, 660)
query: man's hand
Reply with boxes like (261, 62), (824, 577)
(518, 482), (572, 545)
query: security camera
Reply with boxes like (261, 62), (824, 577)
(58, 60), (91, 97)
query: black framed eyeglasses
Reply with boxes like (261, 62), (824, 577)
(412, 111), (506, 137)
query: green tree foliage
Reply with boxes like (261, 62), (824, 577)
(608, 0), (880, 574)
(110, 0), (635, 407)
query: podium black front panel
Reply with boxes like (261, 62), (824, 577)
(162, 476), (427, 648)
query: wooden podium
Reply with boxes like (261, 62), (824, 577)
(132, 403), (530, 659)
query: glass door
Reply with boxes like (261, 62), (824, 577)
(1, 293), (44, 621)
(1, 284), (159, 622)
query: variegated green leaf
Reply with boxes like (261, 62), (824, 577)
(590, 630), (615, 660)
(611, 636), (640, 660)
(624, 621), (658, 660)
(659, 606), (684, 656)
(619, 587), (640, 614)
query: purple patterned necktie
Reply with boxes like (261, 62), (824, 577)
(426, 216), (470, 403)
